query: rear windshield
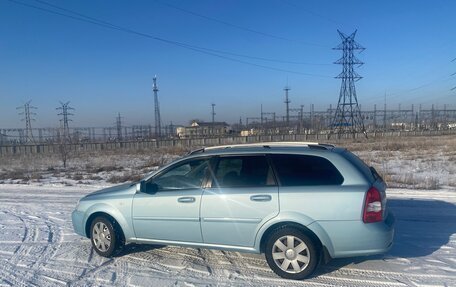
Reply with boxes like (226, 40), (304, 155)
(341, 150), (375, 182)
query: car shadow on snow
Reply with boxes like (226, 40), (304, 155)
(116, 243), (165, 257)
(316, 198), (456, 275)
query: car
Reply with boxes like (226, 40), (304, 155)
(72, 142), (395, 280)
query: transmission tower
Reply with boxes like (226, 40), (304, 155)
(56, 101), (74, 141)
(331, 30), (367, 138)
(284, 85), (291, 125)
(116, 112), (122, 141)
(16, 100), (37, 143)
(211, 103), (216, 123)
(153, 75), (162, 138)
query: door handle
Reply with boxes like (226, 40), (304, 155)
(178, 196), (196, 203)
(250, 194), (272, 202)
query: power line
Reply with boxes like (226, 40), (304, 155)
(179, 45), (331, 66)
(280, 0), (340, 26)
(155, 0), (329, 47)
(361, 75), (452, 105)
(6, 0), (332, 77)
(36, 0), (328, 65)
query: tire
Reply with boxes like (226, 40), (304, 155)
(265, 227), (319, 280)
(90, 216), (123, 257)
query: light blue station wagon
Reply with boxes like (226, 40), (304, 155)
(72, 142), (395, 279)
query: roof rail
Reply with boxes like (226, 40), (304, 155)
(204, 142), (334, 151)
(187, 142), (335, 155)
(187, 148), (205, 155)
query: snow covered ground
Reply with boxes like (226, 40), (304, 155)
(0, 183), (455, 287)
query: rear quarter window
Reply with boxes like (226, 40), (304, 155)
(271, 154), (344, 186)
(341, 150), (375, 183)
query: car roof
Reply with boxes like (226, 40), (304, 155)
(187, 142), (337, 156)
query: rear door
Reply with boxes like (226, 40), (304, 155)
(200, 155), (279, 247)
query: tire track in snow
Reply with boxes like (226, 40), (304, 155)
(0, 210), (38, 287)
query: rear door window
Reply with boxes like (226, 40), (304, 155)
(271, 154), (344, 186)
(213, 155), (276, 187)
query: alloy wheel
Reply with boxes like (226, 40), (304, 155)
(92, 221), (112, 252)
(271, 235), (310, 273)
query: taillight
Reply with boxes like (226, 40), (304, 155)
(363, 187), (383, 223)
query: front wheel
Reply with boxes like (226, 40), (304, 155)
(265, 227), (319, 280)
(90, 216), (123, 257)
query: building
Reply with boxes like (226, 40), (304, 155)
(177, 121), (231, 139)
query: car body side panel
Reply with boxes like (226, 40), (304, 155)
(278, 185), (368, 221)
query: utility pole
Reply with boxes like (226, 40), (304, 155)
(451, 57), (456, 91)
(431, 104), (436, 129)
(116, 113), (122, 141)
(16, 100), (37, 143)
(260, 104), (263, 125)
(383, 93), (387, 131)
(284, 85), (291, 126)
(373, 104), (377, 130)
(56, 101), (74, 141)
(211, 103), (216, 124)
(331, 30), (367, 138)
(310, 104), (314, 131)
(153, 75), (162, 138)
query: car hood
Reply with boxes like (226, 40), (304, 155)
(83, 182), (136, 200)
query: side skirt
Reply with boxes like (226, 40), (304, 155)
(129, 237), (260, 254)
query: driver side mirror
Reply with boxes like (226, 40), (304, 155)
(136, 181), (144, 193)
(145, 181), (159, 194)
(136, 180), (159, 194)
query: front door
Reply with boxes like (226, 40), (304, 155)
(132, 158), (210, 243)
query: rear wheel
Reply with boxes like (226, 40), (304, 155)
(90, 216), (123, 257)
(265, 227), (319, 280)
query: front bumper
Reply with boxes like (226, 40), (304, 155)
(71, 209), (87, 237)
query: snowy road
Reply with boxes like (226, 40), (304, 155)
(0, 184), (455, 287)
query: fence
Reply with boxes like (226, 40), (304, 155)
(0, 129), (455, 156)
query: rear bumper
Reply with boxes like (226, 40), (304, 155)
(318, 211), (395, 258)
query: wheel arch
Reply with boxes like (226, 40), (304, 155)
(255, 216), (335, 260)
(259, 221), (322, 252)
(85, 212), (121, 239)
(83, 204), (131, 243)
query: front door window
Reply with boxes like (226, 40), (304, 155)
(152, 159), (209, 190)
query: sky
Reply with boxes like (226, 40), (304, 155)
(1, 0), (455, 128)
